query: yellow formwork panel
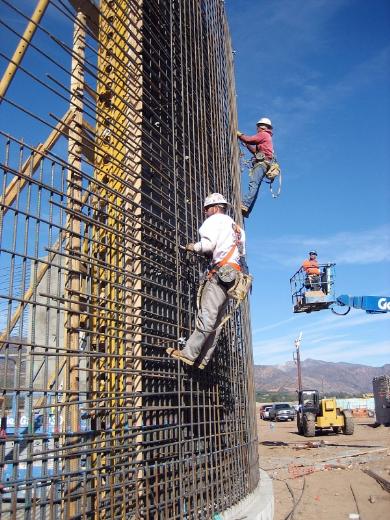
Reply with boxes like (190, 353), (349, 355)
(92, 1), (143, 517)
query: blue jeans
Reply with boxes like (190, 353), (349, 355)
(242, 161), (267, 211)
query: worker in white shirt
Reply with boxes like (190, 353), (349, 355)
(167, 193), (246, 369)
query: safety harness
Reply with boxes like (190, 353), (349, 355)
(207, 242), (240, 280)
(196, 223), (253, 333)
(240, 143), (282, 199)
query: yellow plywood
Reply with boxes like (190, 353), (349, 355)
(92, 1), (143, 517)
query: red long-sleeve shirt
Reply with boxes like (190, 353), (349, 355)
(238, 128), (274, 159)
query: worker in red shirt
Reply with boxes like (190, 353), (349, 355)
(237, 117), (274, 217)
(302, 251), (321, 290)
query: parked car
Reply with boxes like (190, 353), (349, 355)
(259, 405), (272, 420)
(269, 403), (296, 422)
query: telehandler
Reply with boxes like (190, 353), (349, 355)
(297, 389), (354, 437)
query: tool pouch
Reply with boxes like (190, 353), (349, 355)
(265, 161), (281, 180)
(217, 264), (238, 284)
(227, 272), (253, 301)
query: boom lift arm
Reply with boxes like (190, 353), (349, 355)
(335, 295), (390, 314)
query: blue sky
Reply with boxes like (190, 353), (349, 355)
(226, 0), (390, 367)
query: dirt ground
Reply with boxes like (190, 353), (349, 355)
(256, 410), (390, 519)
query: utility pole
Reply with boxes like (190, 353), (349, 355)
(293, 332), (303, 392)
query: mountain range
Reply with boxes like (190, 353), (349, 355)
(253, 359), (390, 394)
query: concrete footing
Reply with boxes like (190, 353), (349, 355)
(220, 469), (274, 520)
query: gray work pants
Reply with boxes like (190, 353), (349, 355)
(181, 274), (229, 364)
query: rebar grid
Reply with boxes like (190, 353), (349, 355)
(0, 1), (258, 518)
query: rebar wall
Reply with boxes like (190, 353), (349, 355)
(0, 1), (258, 518)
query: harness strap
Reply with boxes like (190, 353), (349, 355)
(217, 243), (237, 267)
(207, 243), (241, 279)
(207, 262), (240, 280)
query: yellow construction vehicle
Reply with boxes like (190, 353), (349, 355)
(297, 389), (354, 437)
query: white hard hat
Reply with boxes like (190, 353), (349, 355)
(203, 193), (229, 208)
(256, 117), (272, 128)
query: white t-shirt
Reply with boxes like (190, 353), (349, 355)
(193, 213), (246, 264)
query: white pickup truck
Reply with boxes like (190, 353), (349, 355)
(268, 403), (296, 421)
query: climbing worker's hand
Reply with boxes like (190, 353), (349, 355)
(237, 131), (243, 137)
(185, 243), (195, 252)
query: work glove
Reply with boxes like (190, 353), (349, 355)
(237, 131), (243, 137)
(185, 243), (195, 252)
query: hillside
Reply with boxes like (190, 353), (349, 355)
(253, 359), (390, 394)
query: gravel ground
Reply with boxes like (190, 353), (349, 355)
(257, 412), (390, 520)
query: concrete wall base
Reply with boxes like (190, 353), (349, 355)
(219, 469), (274, 520)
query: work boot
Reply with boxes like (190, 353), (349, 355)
(166, 347), (194, 366)
(241, 204), (249, 218)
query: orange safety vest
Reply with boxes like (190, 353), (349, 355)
(302, 259), (320, 275)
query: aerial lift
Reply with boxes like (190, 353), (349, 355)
(290, 263), (390, 315)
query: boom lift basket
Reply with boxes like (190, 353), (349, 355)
(290, 263), (336, 313)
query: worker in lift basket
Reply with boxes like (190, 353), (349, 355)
(167, 193), (246, 370)
(237, 116), (274, 217)
(302, 250), (321, 290)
